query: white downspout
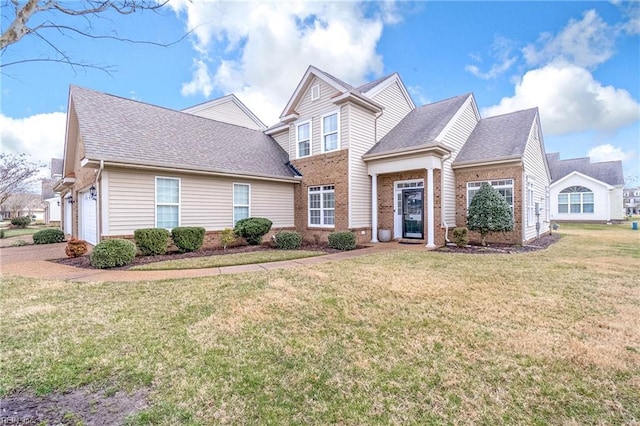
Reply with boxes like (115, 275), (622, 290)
(96, 160), (104, 242)
(441, 153), (452, 243)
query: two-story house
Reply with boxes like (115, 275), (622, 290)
(623, 187), (640, 216)
(55, 65), (551, 247)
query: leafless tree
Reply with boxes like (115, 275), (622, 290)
(0, 153), (43, 206)
(1, 0), (180, 73)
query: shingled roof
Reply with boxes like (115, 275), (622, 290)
(546, 153), (625, 186)
(454, 108), (538, 165)
(365, 94), (470, 157)
(70, 86), (297, 180)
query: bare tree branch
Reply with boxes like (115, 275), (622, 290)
(1, 0), (178, 73)
(0, 153), (43, 207)
(0, 58), (116, 75)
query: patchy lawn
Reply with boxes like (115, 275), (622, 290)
(1, 224), (638, 424)
(130, 250), (326, 270)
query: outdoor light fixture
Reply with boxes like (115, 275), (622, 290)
(89, 185), (97, 201)
(67, 197), (75, 204)
(57, 201), (60, 206)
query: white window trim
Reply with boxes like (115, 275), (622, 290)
(308, 185), (335, 228)
(526, 177), (535, 226)
(311, 84), (320, 101)
(296, 119), (312, 159)
(558, 188), (594, 214)
(466, 179), (515, 217)
(155, 176), (180, 229)
(321, 110), (340, 153)
(233, 183), (251, 226)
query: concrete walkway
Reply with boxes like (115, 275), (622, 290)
(0, 242), (401, 283)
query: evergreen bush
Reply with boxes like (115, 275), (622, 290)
(171, 227), (205, 252)
(274, 231), (302, 250)
(467, 182), (513, 246)
(11, 216), (31, 228)
(90, 239), (136, 269)
(134, 228), (170, 255)
(233, 217), (272, 245)
(220, 228), (236, 250)
(33, 228), (65, 244)
(452, 227), (469, 248)
(328, 231), (356, 251)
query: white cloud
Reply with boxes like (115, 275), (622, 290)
(465, 35), (517, 80)
(0, 112), (66, 178)
(522, 9), (615, 68)
(588, 144), (635, 163)
(482, 62), (640, 135)
(181, 59), (213, 98)
(169, 1), (394, 124)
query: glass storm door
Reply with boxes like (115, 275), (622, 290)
(402, 189), (423, 239)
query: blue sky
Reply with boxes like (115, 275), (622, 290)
(1, 1), (639, 183)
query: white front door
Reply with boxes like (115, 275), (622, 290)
(80, 190), (97, 245)
(64, 197), (72, 235)
(393, 179), (424, 239)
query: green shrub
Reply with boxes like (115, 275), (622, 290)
(171, 227), (205, 252)
(33, 228), (65, 244)
(134, 228), (170, 256)
(328, 231), (356, 251)
(65, 238), (89, 258)
(452, 227), (469, 248)
(90, 239), (136, 269)
(234, 217), (273, 245)
(467, 182), (513, 246)
(220, 228), (236, 250)
(11, 216), (31, 228)
(10, 239), (26, 247)
(0, 229), (4, 239)
(274, 231), (302, 250)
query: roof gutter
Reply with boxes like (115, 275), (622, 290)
(83, 159), (302, 184)
(362, 144), (450, 162)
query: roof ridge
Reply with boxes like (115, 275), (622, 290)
(482, 106), (537, 120)
(416, 93), (470, 109)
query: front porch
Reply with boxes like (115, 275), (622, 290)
(366, 152), (447, 249)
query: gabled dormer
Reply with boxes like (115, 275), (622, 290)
(183, 94), (267, 131)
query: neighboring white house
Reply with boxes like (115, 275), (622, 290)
(547, 153), (625, 222)
(42, 158), (63, 225)
(623, 187), (640, 216)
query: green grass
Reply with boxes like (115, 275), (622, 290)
(130, 250), (326, 270)
(0, 226), (52, 239)
(1, 223), (638, 424)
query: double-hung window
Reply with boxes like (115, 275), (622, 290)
(558, 186), (593, 214)
(233, 183), (250, 225)
(297, 121), (311, 158)
(467, 179), (514, 216)
(156, 177), (180, 229)
(308, 185), (335, 227)
(321, 111), (339, 152)
(527, 178), (535, 226)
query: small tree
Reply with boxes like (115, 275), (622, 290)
(0, 154), (42, 206)
(467, 182), (513, 246)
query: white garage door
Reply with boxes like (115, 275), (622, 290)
(80, 190), (97, 246)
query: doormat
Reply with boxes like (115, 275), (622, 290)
(398, 240), (423, 245)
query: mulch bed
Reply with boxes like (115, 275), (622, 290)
(437, 232), (561, 254)
(52, 242), (351, 270)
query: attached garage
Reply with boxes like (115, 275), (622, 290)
(79, 190), (97, 245)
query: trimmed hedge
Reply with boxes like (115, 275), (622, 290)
(328, 231), (356, 251)
(33, 228), (65, 244)
(171, 227), (205, 252)
(274, 231), (302, 250)
(134, 228), (170, 256)
(90, 239), (136, 269)
(65, 238), (89, 258)
(452, 227), (469, 248)
(234, 217), (272, 245)
(11, 216), (31, 228)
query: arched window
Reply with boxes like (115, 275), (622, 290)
(558, 186), (594, 214)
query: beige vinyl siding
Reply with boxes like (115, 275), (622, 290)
(271, 130), (290, 157)
(371, 81), (413, 141)
(522, 118), (551, 241)
(105, 168), (294, 236)
(438, 98), (479, 225)
(290, 77), (344, 158)
(187, 99), (263, 130)
(348, 104), (377, 228)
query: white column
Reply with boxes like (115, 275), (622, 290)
(371, 173), (379, 243)
(426, 167), (436, 248)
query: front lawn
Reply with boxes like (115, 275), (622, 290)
(130, 249), (326, 270)
(1, 224), (638, 424)
(1, 225), (51, 239)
